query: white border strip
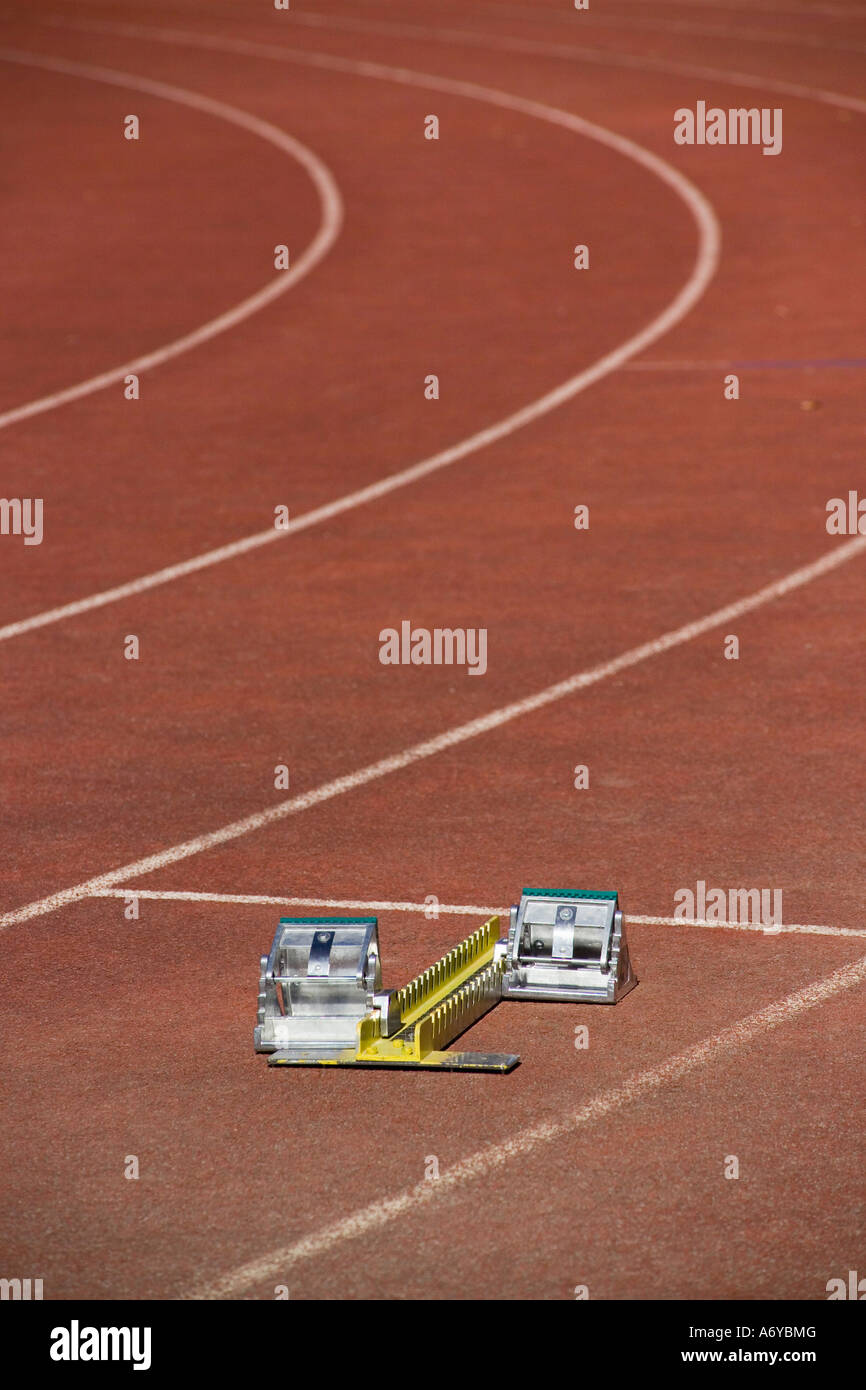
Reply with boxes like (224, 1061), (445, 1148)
(3, 530), (863, 934)
(0, 48), (343, 434)
(191, 951), (866, 1298)
(87, 888), (864, 938)
(0, 35), (720, 643)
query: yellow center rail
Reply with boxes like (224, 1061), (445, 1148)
(356, 917), (507, 1066)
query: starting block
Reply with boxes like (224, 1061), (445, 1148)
(502, 888), (637, 1004)
(255, 888), (637, 1073)
(255, 917), (383, 1057)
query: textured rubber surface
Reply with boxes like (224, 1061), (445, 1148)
(1, 0), (864, 1301)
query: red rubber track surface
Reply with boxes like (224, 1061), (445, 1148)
(1, 0), (864, 1300)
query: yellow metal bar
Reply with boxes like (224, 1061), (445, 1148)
(395, 917), (499, 1025)
(354, 916), (503, 1065)
(421, 959), (505, 1055)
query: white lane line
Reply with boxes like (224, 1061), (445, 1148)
(53, 16), (866, 119)
(3, 530), (864, 934)
(486, 0), (866, 19)
(191, 951), (866, 1298)
(0, 529), (287, 642)
(588, 15), (866, 53)
(0, 49), (343, 436)
(10, 19), (864, 652)
(565, 0), (866, 14)
(50, 16), (866, 116)
(622, 360), (757, 371)
(233, 5), (866, 58)
(90, 889), (506, 914)
(0, 29), (720, 644)
(87, 889), (865, 938)
(629, 915), (866, 939)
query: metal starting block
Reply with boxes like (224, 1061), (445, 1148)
(255, 917), (383, 1058)
(502, 888), (636, 1004)
(255, 888), (637, 1073)
(256, 915), (516, 1071)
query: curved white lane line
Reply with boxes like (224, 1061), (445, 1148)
(0, 34), (719, 642)
(9, 15), (866, 645)
(9, 25), (861, 1305)
(193, 952), (866, 1299)
(0, 48), (344, 432)
(47, 17), (866, 117)
(223, 5), (866, 58)
(476, 0), (866, 25)
(2, 531), (864, 933)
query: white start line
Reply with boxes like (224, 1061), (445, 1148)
(88, 888), (866, 939)
(2, 529), (864, 935)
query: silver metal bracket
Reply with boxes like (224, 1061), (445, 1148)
(502, 889), (637, 1004)
(254, 917), (382, 1056)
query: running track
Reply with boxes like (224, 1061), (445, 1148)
(1, 0), (864, 1300)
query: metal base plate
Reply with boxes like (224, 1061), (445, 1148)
(267, 1048), (520, 1072)
(502, 974), (638, 1005)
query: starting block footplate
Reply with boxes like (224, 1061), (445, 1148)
(267, 1048), (519, 1072)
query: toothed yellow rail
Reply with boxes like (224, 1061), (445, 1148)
(354, 917), (512, 1069)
